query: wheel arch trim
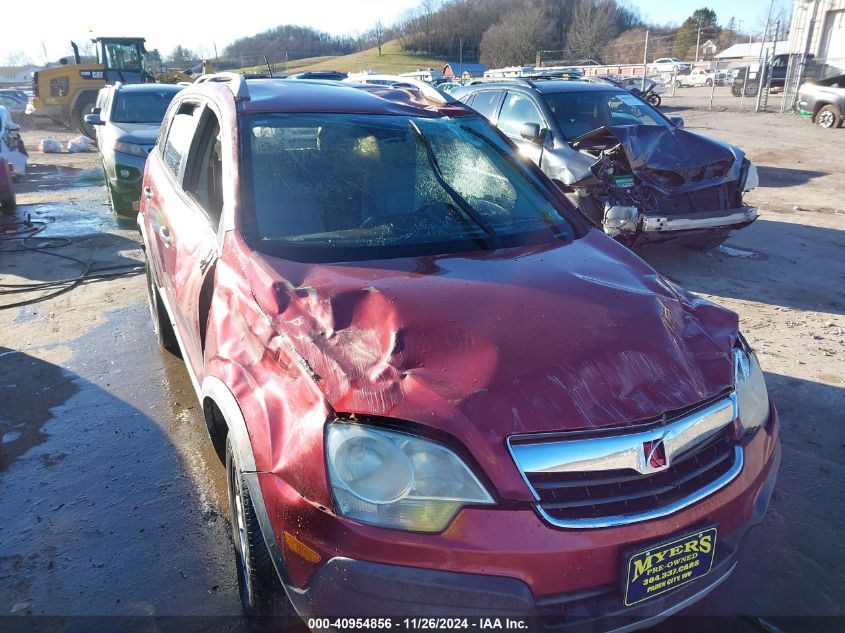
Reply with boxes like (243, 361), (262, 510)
(201, 375), (257, 472)
(203, 375), (296, 590)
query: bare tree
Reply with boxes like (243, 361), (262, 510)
(566, 0), (622, 62)
(480, 3), (554, 67)
(3, 51), (34, 66)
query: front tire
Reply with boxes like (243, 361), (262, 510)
(0, 191), (15, 212)
(1, 163), (15, 211)
(647, 93), (662, 107)
(816, 105), (840, 129)
(226, 435), (295, 623)
(744, 80), (760, 97)
(108, 185), (136, 217)
(705, 78), (713, 87)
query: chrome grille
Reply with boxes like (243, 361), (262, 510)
(508, 395), (743, 528)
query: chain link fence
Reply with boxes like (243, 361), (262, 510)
(651, 55), (845, 114)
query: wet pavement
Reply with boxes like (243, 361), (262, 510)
(0, 138), (245, 629)
(1, 120), (843, 633)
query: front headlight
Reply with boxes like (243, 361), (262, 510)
(741, 161), (759, 192)
(113, 141), (146, 157)
(326, 422), (495, 532)
(734, 343), (770, 432)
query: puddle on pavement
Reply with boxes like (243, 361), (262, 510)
(9, 161), (131, 239)
(67, 303), (230, 514)
(0, 156), (241, 616)
(24, 164), (106, 191)
(0, 304), (240, 616)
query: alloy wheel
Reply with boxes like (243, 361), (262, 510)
(818, 111), (835, 128)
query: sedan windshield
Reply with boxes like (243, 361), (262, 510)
(242, 113), (577, 263)
(112, 90), (180, 124)
(543, 90), (667, 139)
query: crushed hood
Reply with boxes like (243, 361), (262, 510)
(570, 125), (744, 194)
(247, 230), (738, 440)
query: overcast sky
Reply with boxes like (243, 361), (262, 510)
(3, 0), (787, 65)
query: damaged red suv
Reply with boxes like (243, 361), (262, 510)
(139, 74), (780, 630)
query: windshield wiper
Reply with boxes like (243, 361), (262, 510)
(408, 120), (501, 250)
(460, 124), (572, 242)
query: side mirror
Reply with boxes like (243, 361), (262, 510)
(7, 123), (20, 132)
(670, 116), (684, 128)
(84, 113), (103, 126)
(519, 122), (547, 145)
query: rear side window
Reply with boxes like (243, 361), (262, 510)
(469, 91), (503, 120)
(497, 93), (544, 138)
(162, 102), (199, 180)
(184, 110), (223, 229)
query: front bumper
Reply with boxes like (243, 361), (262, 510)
(254, 408), (780, 629)
(641, 206), (758, 234)
(286, 443), (780, 631)
(106, 151), (146, 197)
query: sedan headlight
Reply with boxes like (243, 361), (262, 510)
(326, 422), (494, 532)
(113, 141), (146, 157)
(741, 161), (759, 192)
(733, 343), (770, 432)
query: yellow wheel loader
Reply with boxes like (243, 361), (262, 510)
(28, 37), (212, 138)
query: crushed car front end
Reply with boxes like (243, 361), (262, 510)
(561, 124), (759, 246)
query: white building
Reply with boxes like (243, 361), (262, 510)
(0, 66), (39, 86)
(788, 0), (845, 63)
(483, 66), (535, 78)
(399, 69), (444, 82)
(714, 41), (793, 63)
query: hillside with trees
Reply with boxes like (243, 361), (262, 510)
(392, 0), (750, 68)
(160, 1), (756, 73)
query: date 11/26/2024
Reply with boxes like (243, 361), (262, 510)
(307, 618), (530, 630)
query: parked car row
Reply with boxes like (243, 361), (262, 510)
(135, 73), (779, 630)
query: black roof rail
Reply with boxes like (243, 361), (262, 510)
(469, 77), (536, 87)
(193, 72), (250, 101)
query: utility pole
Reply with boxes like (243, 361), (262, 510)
(642, 29), (649, 91)
(696, 28), (701, 62)
(459, 38), (463, 77)
(759, 0), (776, 62)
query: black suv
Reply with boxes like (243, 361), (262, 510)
(731, 54), (818, 97)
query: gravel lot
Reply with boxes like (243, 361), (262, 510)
(0, 106), (842, 631)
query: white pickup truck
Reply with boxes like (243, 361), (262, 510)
(676, 68), (724, 87)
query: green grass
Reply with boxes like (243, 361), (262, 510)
(236, 39), (448, 76)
